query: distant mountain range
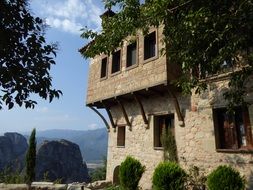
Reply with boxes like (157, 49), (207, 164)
(23, 128), (108, 163)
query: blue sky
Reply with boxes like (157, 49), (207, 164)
(0, 0), (107, 133)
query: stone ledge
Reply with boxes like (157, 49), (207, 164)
(0, 183), (67, 190)
(87, 180), (112, 190)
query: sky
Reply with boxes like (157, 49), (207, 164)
(0, 0), (108, 134)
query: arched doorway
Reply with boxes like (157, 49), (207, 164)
(113, 165), (120, 185)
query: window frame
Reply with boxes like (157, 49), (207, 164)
(100, 56), (108, 80)
(143, 30), (158, 63)
(153, 114), (175, 149)
(111, 49), (122, 76)
(213, 106), (253, 152)
(126, 40), (138, 70)
(117, 125), (126, 147)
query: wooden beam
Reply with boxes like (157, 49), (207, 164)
(167, 87), (185, 126)
(149, 88), (165, 96)
(134, 91), (149, 98)
(119, 97), (132, 102)
(88, 106), (110, 131)
(104, 106), (116, 129)
(117, 99), (131, 127)
(133, 93), (148, 125)
(101, 101), (116, 128)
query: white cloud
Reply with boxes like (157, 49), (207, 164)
(36, 106), (49, 113)
(35, 0), (103, 35)
(87, 123), (102, 130)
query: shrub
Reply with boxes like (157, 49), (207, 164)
(25, 128), (36, 184)
(186, 165), (206, 190)
(90, 157), (107, 182)
(106, 185), (121, 190)
(119, 156), (145, 190)
(152, 162), (187, 190)
(161, 127), (178, 162)
(207, 165), (245, 190)
(0, 167), (24, 184)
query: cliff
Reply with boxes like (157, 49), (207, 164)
(0, 133), (28, 171)
(36, 139), (90, 183)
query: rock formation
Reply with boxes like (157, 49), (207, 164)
(0, 133), (28, 171)
(36, 139), (90, 183)
(0, 132), (90, 183)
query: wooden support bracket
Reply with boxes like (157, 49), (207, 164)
(133, 92), (148, 125)
(116, 99), (131, 128)
(167, 87), (185, 126)
(88, 106), (110, 131)
(103, 104), (116, 129)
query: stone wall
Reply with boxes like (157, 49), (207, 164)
(106, 95), (174, 190)
(105, 79), (253, 190)
(86, 25), (167, 104)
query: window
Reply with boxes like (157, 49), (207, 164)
(117, 126), (125, 147)
(100, 57), (108, 78)
(192, 58), (240, 79)
(111, 50), (121, 74)
(144, 31), (156, 60)
(213, 107), (253, 150)
(127, 42), (137, 67)
(154, 114), (174, 148)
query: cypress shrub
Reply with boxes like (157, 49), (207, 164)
(152, 162), (187, 190)
(207, 165), (245, 190)
(25, 128), (36, 185)
(119, 156), (145, 190)
(161, 126), (178, 162)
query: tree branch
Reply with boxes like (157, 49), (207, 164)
(167, 0), (193, 13)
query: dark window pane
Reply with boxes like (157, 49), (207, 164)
(117, 126), (125, 146)
(112, 50), (121, 74)
(213, 107), (251, 149)
(154, 114), (174, 148)
(144, 32), (156, 60)
(127, 42), (137, 67)
(100, 57), (107, 78)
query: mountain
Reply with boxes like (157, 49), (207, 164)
(23, 128), (108, 162)
(0, 133), (28, 171)
(0, 132), (91, 183)
(36, 139), (90, 183)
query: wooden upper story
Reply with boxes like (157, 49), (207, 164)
(86, 25), (179, 107)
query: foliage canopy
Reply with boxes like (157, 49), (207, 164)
(0, 0), (61, 109)
(80, 0), (253, 106)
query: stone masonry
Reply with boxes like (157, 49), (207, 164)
(105, 89), (253, 189)
(86, 25), (167, 104)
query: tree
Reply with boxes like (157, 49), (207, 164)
(25, 128), (36, 185)
(0, 0), (62, 110)
(90, 156), (107, 182)
(80, 0), (253, 108)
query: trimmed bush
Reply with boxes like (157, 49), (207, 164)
(152, 162), (187, 190)
(207, 165), (245, 190)
(119, 156), (145, 190)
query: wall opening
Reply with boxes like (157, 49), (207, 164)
(113, 165), (120, 185)
(111, 50), (121, 74)
(117, 125), (126, 147)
